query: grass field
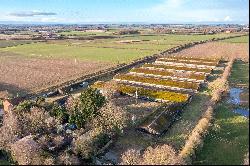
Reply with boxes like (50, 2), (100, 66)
(221, 35), (249, 43)
(2, 43), (155, 63)
(229, 60), (249, 86)
(194, 102), (249, 165)
(0, 40), (34, 48)
(1, 33), (237, 64)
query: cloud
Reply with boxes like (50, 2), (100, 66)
(224, 16), (232, 21)
(9, 11), (57, 17)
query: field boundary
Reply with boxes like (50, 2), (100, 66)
(23, 34), (247, 100)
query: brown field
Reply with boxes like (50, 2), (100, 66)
(171, 42), (249, 61)
(0, 52), (113, 96)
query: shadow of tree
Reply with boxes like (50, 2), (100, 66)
(0, 82), (30, 98)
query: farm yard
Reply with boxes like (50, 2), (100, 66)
(0, 33), (241, 97)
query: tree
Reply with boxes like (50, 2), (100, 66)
(68, 88), (106, 128)
(50, 103), (69, 123)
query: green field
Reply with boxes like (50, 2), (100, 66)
(0, 40), (34, 48)
(1, 43), (155, 63)
(221, 35), (249, 43)
(229, 60), (249, 86)
(0, 33), (238, 64)
(194, 103), (249, 165)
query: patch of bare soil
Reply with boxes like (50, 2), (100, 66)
(171, 42), (249, 61)
(0, 53), (113, 96)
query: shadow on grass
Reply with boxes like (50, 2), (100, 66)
(0, 82), (31, 98)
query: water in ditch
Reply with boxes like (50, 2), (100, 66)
(228, 87), (249, 118)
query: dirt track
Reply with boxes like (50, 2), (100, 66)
(0, 52), (113, 97)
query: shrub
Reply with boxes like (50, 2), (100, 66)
(120, 149), (141, 165)
(72, 127), (103, 159)
(15, 100), (34, 112)
(10, 135), (46, 165)
(50, 103), (69, 123)
(120, 144), (184, 165)
(142, 144), (184, 165)
(89, 101), (129, 136)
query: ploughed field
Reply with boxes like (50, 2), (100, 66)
(0, 33), (241, 96)
(0, 52), (113, 96)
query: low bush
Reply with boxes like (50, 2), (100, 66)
(72, 127), (103, 159)
(120, 144), (184, 165)
(89, 101), (129, 136)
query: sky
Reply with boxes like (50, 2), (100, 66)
(0, 0), (249, 24)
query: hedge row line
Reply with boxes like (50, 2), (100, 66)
(114, 74), (200, 90)
(157, 58), (218, 66)
(130, 68), (206, 81)
(143, 63), (212, 74)
(118, 84), (190, 103)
